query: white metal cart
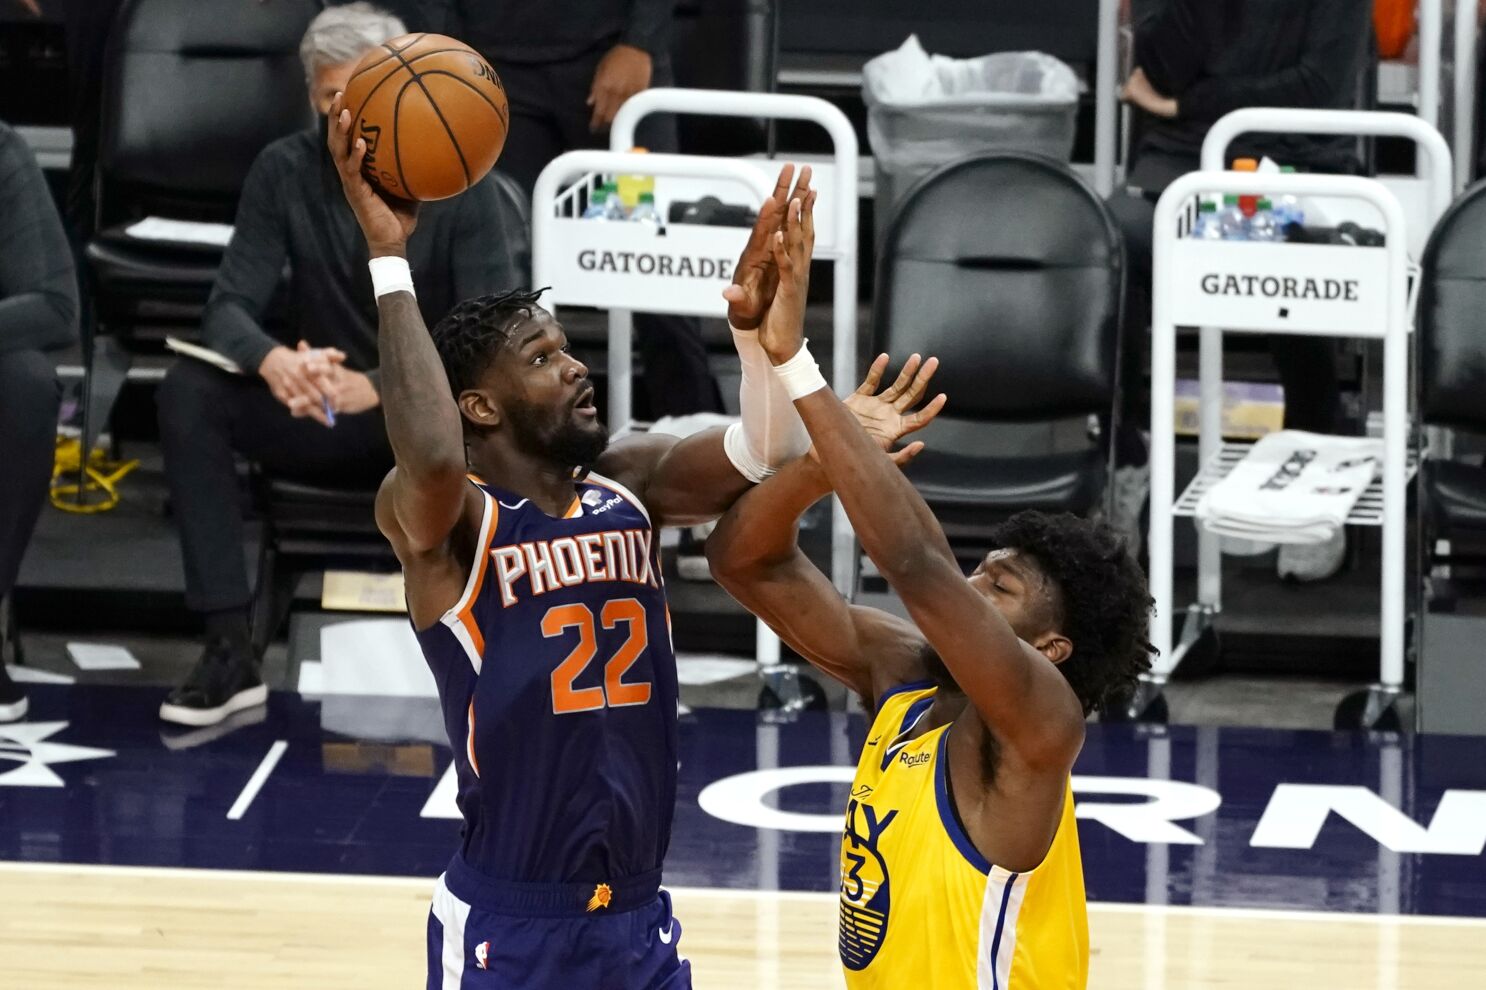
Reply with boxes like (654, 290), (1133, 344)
(1133, 173), (1426, 730)
(1128, 110), (1453, 729)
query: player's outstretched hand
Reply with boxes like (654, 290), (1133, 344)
(839, 353), (948, 467)
(326, 91), (418, 257)
(722, 164), (812, 331)
(757, 183), (817, 365)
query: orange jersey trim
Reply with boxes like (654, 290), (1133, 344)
(466, 699), (480, 777)
(453, 489), (498, 662)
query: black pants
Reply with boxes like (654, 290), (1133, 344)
(1107, 157), (1342, 466)
(492, 48), (724, 419)
(0, 351), (61, 600)
(157, 361), (394, 615)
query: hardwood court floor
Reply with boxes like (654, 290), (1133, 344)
(3, 863), (1484, 989)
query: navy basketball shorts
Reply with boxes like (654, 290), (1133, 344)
(426, 854), (692, 989)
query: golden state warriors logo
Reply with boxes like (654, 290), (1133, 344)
(839, 797), (896, 970)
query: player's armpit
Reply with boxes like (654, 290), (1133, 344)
(375, 468), (485, 629)
(595, 427), (752, 528)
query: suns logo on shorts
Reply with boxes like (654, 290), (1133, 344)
(838, 797), (897, 971)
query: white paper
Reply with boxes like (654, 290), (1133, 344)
(165, 336), (243, 374)
(316, 619), (436, 697)
(124, 216), (235, 247)
(66, 642), (141, 672)
(296, 660), (325, 695)
(676, 653), (757, 686)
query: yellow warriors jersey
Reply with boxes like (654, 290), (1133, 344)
(839, 684), (1088, 989)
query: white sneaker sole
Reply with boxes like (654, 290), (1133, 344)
(158, 683), (268, 727)
(0, 695), (28, 723)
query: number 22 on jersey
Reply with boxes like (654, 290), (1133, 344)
(543, 598), (653, 714)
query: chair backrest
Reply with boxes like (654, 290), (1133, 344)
(487, 167), (533, 284)
(1419, 179), (1486, 432)
(871, 151), (1123, 422)
(97, 0), (319, 224)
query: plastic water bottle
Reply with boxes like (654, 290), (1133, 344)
(616, 148), (652, 210)
(1218, 194), (1248, 240)
(1275, 166), (1304, 237)
(1192, 200), (1222, 239)
(582, 184), (613, 220)
(602, 183), (629, 221)
(629, 192), (662, 230)
(1248, 198), (1281, 242)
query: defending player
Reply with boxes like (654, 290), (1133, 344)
(325, 95), (817, 987)
(707, 191), (1157, 987)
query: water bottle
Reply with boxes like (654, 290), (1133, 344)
(629, 192), (662, 230)
(1218, 194), (1248, 240)
(582, 183), (613, 220)
(616, 148), (651, 210)
(602, 183), (629, 221)
(1275, 166), (1304, 237)
(1248, 198), (1280, 242)
(1192, 200), (1222, 240)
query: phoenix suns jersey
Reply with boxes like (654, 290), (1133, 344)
(839, 684), (1088, 989)
(412, 472), (679, 885)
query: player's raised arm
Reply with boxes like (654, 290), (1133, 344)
(707, 358), (943, 701)
(326, 94), (470, 559)
(757, 191), (1086, 770)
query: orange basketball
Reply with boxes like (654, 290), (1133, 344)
(342, 33), (509, 202)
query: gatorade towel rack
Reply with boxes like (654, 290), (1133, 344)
(1134, 109), (1453, 731)
(532, 91), (861, 711)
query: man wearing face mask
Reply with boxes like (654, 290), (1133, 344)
(156, 2), (524, 728)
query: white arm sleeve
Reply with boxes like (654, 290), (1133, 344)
(723, 326), (813, 483)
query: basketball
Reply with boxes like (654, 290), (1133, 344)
(342, 33), (509, 202)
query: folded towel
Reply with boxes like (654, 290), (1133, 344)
(1196, 430), (1381, 544)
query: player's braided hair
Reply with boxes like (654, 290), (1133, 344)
(990, 511), (1156, 715)
(428, 287), (549, 396)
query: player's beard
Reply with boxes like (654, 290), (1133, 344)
(506, 395), (609, 472)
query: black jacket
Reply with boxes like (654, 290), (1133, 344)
(1132, 0), (1372, 173)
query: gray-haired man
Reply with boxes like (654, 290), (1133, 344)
(158, 2), (526, 727)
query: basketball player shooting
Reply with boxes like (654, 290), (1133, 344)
(324, 95), (933, 987)
(707, 192), (1157, 987)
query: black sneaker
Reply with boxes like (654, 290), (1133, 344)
(158, 637), (267, 727)
(0, 662), (26, 723)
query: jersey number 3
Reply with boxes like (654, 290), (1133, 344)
(543, 599), (652, 714)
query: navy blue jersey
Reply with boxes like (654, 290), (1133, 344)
(414, 472), (678, 884)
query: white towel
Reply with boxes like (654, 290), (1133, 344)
(1196, 430), (1381, 544)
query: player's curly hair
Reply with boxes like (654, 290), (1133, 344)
(990, 510), (1156, 716)
(428, 287), (549, 396)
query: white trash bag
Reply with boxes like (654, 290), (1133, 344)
(863, 35), (1080, 235)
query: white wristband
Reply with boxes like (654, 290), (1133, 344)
(773, 340), (828, 400)
(369, 256), (416, 299)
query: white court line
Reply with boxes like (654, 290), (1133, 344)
(225, 740), (287, 820)
(1, 860), (1485, 930)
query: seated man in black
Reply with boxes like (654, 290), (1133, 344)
(0, 118), (79, 723)
(158, 3), (525, 727)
